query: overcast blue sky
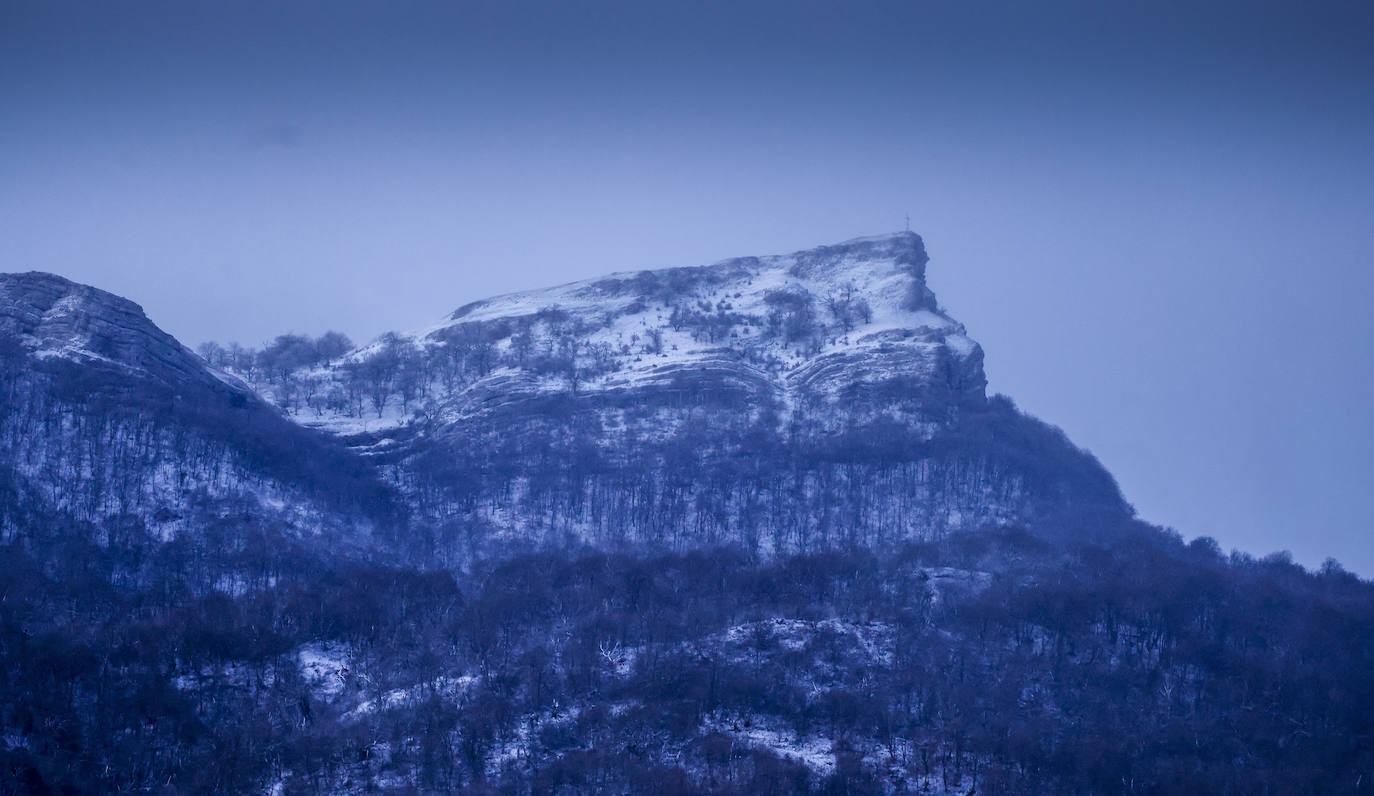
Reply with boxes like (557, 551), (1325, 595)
(3, 1), (1372, 572)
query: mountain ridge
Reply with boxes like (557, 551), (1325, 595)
(182, 231), (1132, 559)
(1, 233), (1130, 559)
(5, 235), (1373, 796)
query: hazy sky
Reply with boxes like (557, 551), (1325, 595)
(3, 1), (1372, 572)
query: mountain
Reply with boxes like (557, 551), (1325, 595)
(237, 232), (1130, 561)
(2, 236), (1372, 795)
(0, 271), (396, 553)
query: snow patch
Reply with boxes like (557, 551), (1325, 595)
(297, 642), (352, 700)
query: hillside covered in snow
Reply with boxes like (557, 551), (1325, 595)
(2, 234), (1371, 794)
(204, 232), (1129, 562)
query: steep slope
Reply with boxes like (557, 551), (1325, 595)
(255, 233), (1130, 557)
(0, 272), (396, 550)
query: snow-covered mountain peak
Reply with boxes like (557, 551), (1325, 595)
(270, 232), (986, 440)
(237, 232), (984, 447)
(443, 232), (974, 400)
(437, 230), (938, 332)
